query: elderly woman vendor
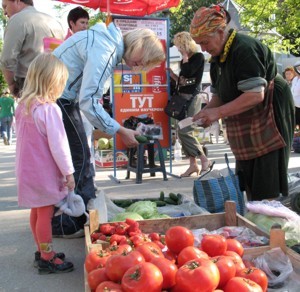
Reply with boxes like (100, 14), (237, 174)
(190, 5), (295, 200)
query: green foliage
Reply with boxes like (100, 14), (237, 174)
(236, 0), (300, 56)
(156, 0), (215, 43)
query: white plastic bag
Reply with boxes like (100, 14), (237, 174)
(253, 247), (293, 288)
(87, 190), (108, 223)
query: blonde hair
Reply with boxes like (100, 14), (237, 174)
(173, 31), (198, 54)
(20, 53), (68, 114)
(123, 28), (165, 71)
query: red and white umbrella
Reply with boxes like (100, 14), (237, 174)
(54, 0), (180, 16)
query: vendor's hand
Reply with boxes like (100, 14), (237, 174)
(193, 108), (220, 128)
(118, 126), (139, 148)
(65, 174), (75, 191)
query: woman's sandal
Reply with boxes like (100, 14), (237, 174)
(38, 254), (74, 274)
(200, 160), (214, 175)
(180, 166), (200, 177)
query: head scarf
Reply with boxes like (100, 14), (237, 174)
(190, 5), (228, 38)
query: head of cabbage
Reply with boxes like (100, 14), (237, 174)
(110, 212), (144, 222)
(126, 201), (157, 219)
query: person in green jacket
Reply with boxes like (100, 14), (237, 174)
(0, 90), (15, 145)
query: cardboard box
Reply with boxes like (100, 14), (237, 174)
(94, 150), (128, 168)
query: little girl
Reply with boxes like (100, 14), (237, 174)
(15, 53), (75, 274)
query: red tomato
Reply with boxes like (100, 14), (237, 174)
(211, 256), (236, 288)
(236, 267), (268, 292)
(223, 250), (243, 262)
(85, 249), (111, 273)
(87, 267), (109, 290)
(105, 250), (145, 282)
(177, 246), (209, 267)
(224, 277), (263, 292)
(107, 243), (132, 255)
(226, 238), (244, 257)
(95, 281), (123, 292)
(201, 234), (227, 257)
(165, 226), (194, 254)
(174, 258), (220, 292)
(163, 249), (177, 263)
(135, 242), (164, 262)
(122, 262), (163, 292)
(150, 257), (178, 290)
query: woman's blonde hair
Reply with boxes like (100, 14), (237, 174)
(20, 53), (69, 114)
(173, 31), (198, 54)
(123, 28), (165, 71)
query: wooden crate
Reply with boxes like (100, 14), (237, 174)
(84, 201), (268, 254)
(84, 201), (300, 291)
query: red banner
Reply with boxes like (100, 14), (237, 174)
(55, 0), (180, 16)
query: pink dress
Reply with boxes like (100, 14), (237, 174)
(15, 102), (74, 208)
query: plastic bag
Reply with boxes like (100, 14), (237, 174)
(246, 200), (299, 220)
(87, 190), (108, 223)
(253, 247), (293, 288)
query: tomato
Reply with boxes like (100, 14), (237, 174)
(122, 262), (163, 292)
(200, 234), (227, 257)
(105, 250), (145, 282)
(95, 281), (123, 292)
(165, 226), (194, 254)
(135, 242), (164, 262)
(87, 267), (109, 290)
(226, 238), (244, 257)
(174, 258), (220, 292)
(150, 257), (178, 290)
(223, 250), (243, 262)
(163, 249), (177, 263)
(177, 246), (209, 267)
(224, 277), (263, 292)
(107, 243), (132, 255)
(236, 267), (268, 292)
(211, 256), (236, 288)
(85, 249), (111, 273)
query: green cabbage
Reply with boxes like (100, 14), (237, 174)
(98, 138), (109, 150)
(110, 212), (144, 222)
(126, 201), (157, 219)
(148, 213), (171, 219)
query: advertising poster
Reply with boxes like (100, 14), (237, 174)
(113, 17), (170, 151)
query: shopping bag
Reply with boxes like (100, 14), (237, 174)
(193, 153), (245, 215)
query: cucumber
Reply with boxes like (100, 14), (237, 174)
(135, 135), (148, 143)
(169, 192), (179, 202)
(155, 200), (167, 207)
(159, 191), (165, 201)
(164, 198), (178, 205)
(113, 199), (134, 208)
(176, 193), (184, 204)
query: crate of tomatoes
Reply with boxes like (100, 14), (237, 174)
(84, 201), (300, 292)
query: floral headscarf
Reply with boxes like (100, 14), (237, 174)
(190, 5), (228, 38)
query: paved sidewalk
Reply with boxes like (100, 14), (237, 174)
(0, 135), (299, 291)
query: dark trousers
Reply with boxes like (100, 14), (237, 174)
(57, 98), (95, 205)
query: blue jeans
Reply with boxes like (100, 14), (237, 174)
(0, 116), (13, 144)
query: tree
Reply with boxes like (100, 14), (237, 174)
(236, 0), (300, 56)
(159, 0), (216, 43)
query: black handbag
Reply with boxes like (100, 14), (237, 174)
(164, 73), (193, 121)
(164, 93), (192, 121)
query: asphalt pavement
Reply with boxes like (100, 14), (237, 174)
(0, 134), (299, 292)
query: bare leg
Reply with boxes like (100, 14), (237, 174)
(180, 156), (200, 177)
